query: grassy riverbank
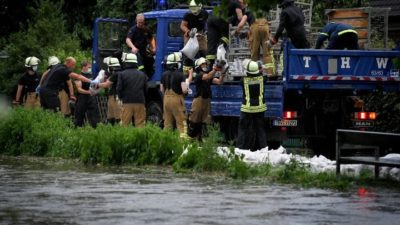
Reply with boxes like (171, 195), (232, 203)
(1, 108), (399, 191)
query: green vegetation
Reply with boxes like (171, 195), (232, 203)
(1, 108), (400, 191)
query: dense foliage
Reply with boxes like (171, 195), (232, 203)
(1, 108), (400, 190)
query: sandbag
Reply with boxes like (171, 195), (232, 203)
(180, 35), (199, 60)
(89, 70), (106, 95)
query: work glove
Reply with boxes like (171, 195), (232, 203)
(189, 28), (197, 38)
(35, 85), (40, 94)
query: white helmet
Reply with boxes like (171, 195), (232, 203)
(166, 52), (182, 64)
(123, 53), (138, 63)
(104, 57), (120, 67)
(243, 59), (260, 75)
(25, 56), (40, 67)
(48, 56), (60, 66)
(195, 57), (207, 69)
(189, 0), (202, 16)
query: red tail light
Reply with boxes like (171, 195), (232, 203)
(354, 112), (376, 120)
(283, 111), (297, 119)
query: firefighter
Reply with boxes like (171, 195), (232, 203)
(268, 0), (310, 49)
(74, 61), (99, 128)
(229, 0), (254, 36)
(315, 22), (359, 50)
(126, 13), (156, 77)
(102, 57), (123, 125)
(236, 60), (267, 151)
(188, 57), (225, 139)
(39, 57), (95, 112)
(248, 10), (275, 78)
(117, 53), (148, 127)
(180, 0), (209, 74)
(13, 56), (41, 108)
(160, 52), (189, 138)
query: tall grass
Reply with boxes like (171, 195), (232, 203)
(1, 108), (399, 191)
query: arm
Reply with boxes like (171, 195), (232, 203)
(66, 79), (75, 99)
(212, 73), (225, 85)
(68, 72), (91, 83)
(14, 84), (24, 103)
(180, 20), (190, 37)
(202, 68), (218, 80)
(160, 84), (165, 93)
(235, 8), (248, 33)
(181, 82), (188, 94)
(39, 69), (50, 85)
(98, 80), (113, 89)
(126, 37), (138, 54)
(274, 11), (288, 41)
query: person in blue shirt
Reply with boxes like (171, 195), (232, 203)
(315, 22), (359, 50)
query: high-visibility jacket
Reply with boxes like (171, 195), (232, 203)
(241, 75), (267, 113)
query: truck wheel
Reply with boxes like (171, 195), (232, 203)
(146, 101), (163, 127)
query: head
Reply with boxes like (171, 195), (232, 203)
(136, 14), (145, 29)
(165, 52), (182, 70)
(122, 53), (138, 68)
(189, 0), (202, 16)
(64, 57), (77, 70)
(238, 0), (246, 8)
(279, 0), (294, 8)
(81, 61), (92, 74)
(25, 56), (40, 72)
(48, 56), (60, 67)
(107, 57), (121, 72)
(243, 59), (260, 76)
(194, 57), (208, 72)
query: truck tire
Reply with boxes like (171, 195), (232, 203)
(146, 101), (163, 127)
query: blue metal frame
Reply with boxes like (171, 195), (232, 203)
(92, 18), (128, 77)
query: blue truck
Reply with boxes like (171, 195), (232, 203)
(92, 8), (400, 157)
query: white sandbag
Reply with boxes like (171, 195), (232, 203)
(180, 36), (199, 60)
(89, 70), (106, 95)
(216, 44), (227, 62)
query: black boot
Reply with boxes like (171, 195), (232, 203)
(188, 121), (201, 138)
(107, 118), (115, 125)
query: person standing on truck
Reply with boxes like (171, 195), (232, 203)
(39, 57), (95, 112)
(13, 56), (41, 108)
(180, 0), (209, 74)
(236, 60), (267, 151)
(188, 57), (225, 140)
(126, 13), (156, 77)
(160, 52), (189, 138)
(117, 53), (148, 127)
(268, 0), (310, 49)
(315, 22), (359, 50)
(248, 10), (275, 78)
(74, 61), (99, 128)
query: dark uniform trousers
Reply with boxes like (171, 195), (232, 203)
(206, 16), (229, 67)
(163, 90), (188, 138)
(236, 112), (267, 151)
(40, 90), (60, 112)
(188, 97), (211, 138)
(74, 94), (99, 128)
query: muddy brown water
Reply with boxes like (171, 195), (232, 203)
(1, 157), (399, 225)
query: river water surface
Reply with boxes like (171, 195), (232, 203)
(1, 157), (399, 225)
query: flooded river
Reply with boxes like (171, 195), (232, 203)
(1, 157), (399, 225)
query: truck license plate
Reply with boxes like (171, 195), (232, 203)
(353, 120), (374, 127)
(273, 119), (298, 127)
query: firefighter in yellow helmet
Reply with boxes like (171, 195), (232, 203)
(117, 53), (148, 127)
(188, 57), (225, 140)
(13, 56), (41, 108)
(160, 52), (189, 138)
(236, 60), (267, 151)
